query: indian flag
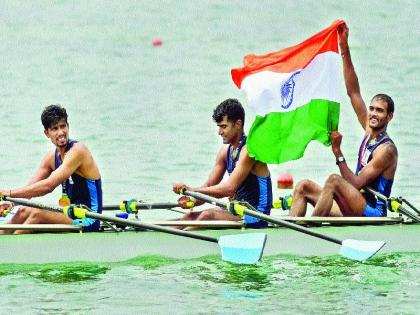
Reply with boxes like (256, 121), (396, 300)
(231, 20), (343, 164)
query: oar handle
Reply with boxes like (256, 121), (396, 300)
(2, 196), (219, 243)
(182, 190), (226, 208)
(182, 190), (343, 245)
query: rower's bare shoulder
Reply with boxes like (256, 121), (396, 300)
(374, 142), (398, 162)
(241, 144), (261, 162)
(382, 142), (398, 158)
(239, 145), (252, 161)
(71, 142), (87, 150)
(69, 142), (91, 156)
(240, 145), (260, 169)
(63, 143), (93, 164)
(242, 144), (269, 175)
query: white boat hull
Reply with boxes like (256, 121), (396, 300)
(0, 223), (418, 264)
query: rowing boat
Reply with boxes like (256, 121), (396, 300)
(1, 191), (418, 264)
(0, 216), (417, 264)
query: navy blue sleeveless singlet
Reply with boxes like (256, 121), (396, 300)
(226, 134), (272, 228)
(55, 140), (103, 232)
(356, 131), (394, 217)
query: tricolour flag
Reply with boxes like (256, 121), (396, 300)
(231, 20), (343, 164)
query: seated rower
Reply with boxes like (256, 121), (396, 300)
(289, 23), (398, 217)
(173, 98), (272, 230)
(0, 105), (103, 234)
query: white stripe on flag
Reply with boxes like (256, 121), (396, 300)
(241, 51), (341, 116)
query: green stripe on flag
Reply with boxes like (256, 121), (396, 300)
(247, 99), (340, 164)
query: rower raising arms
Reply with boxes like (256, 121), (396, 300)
(173, 98), (272, 230)
(289, 23), (398, 217)
(0, 105), (103, 234)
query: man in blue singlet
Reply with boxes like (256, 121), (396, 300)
(289, 23), (398, 217)
(173, 99), (272, 230)
(0, 105), (103, 233)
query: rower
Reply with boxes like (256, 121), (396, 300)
(288, 23), (398, 217)
(173, 98), (272, 230)
(0, 105), (103, 234)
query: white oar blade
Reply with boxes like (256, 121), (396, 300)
(340, 239), (386, 261)
(218, 233), (267, 264)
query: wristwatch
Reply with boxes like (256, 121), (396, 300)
(336, 156), (345, 165)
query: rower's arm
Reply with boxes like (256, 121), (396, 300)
(194, 146), (254, 198)
(202, 146), (228, 187)
(337, 144), (396, 190)
(335, 158), (360, 188)
(339, 23), (368, 130)
(10, 146), (84, 199)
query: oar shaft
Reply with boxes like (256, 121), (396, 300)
(183, 190), (342, 245)
(394, 207), (420, 222)
(4, 197), (218, 243)
(402, 198), (420, 215)
(5, 198), (62, 213)
(102, 202), (179, 211)
(86, 212), (218, 243)
(365, 187), (387, 201)
(243, 209), (342, 245)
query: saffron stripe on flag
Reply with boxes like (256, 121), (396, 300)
(231, 20), (343, 88)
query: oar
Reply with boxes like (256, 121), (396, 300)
(0, 195), (266, 265)
(181, 189), (385, 261)
(365, 187), (420, 223)
(401, 198), (420, 216)
(103, 200), (193, 216)
(102, 201), (181, 211)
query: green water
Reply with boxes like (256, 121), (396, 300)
(0, 0), (419, 313)
(0, 253), (419, 314)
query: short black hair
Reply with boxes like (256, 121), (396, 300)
(371, 94), (394, 114)
(41, 105), (68, 129)
(212, 98), (245, 126)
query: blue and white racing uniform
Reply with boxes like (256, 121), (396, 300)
(356, 131), (394, 217)
(55, 140), (103, 232)
(226, 134), (272, 228)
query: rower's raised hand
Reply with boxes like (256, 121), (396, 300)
(331, 131), (343, 156)
(338, 23), (349, 51)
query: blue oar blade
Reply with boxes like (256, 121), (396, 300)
(218, 233), (267, 264)
(340, 239), (386, 261)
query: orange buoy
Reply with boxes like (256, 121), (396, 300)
(277, 172), (293, 189)
(152, 38), (163, 46)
